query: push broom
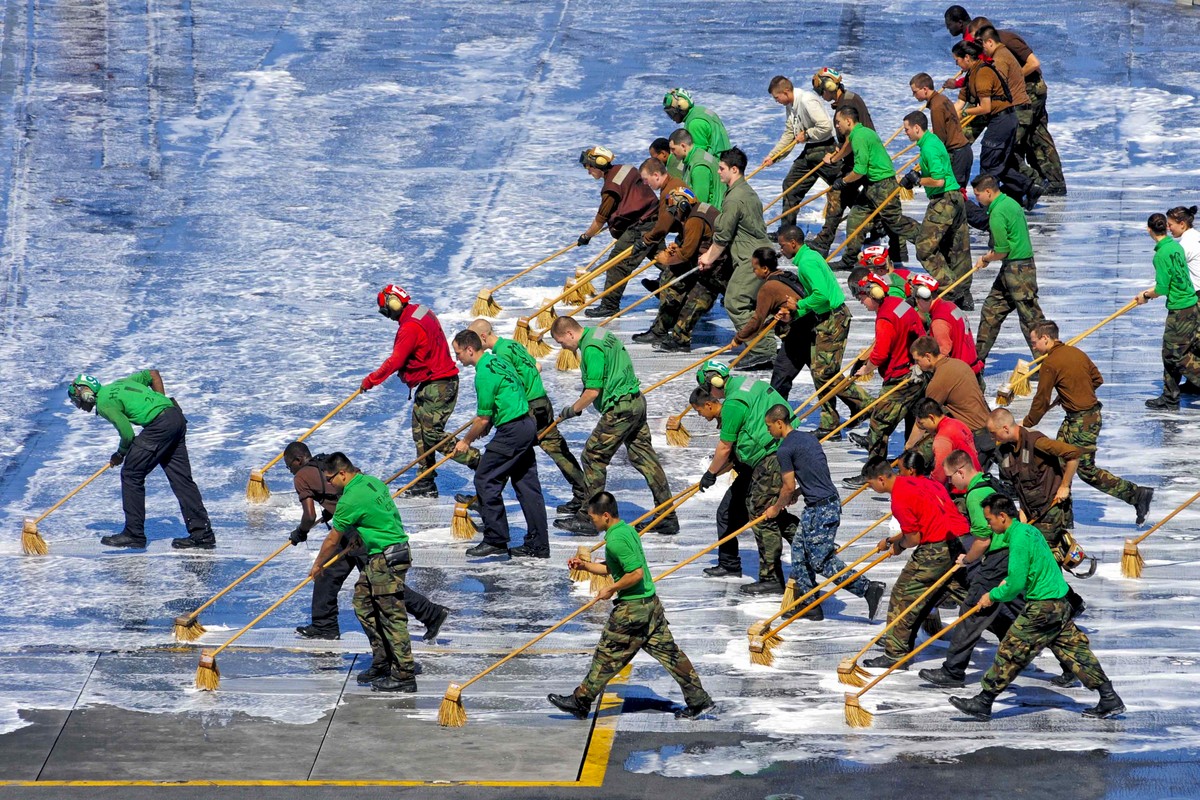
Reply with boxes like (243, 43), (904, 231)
(585, 484), (702, 595)
(518, 245), (635, 358)
(246, 388), (362, 502)
(382, 421), (473, 486)
(195, 549), (349, 691)
(760, 161), (825, 214)
(21, 463), (112, 555)
(471, 241), (579, 317)
(744, 140), (797, 181)
(1122, 488), (1200, 579)
(174, 540), (295, 641)
(837, 563), (963, 686)
(597, 267), (701, 329)
(844, 599), (986, 728)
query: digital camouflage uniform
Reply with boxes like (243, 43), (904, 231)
(578, 595), (710, 707)
(981, 597), (1107, 694)
(789, 499), (870, 596)
(413, 379), (479, 474)
(975, 259), (1044, 360)
(915, 192), (972, 304)
(882, 539), (967, 658)
(1057, 406), (1140, 506)
(354, 554), (416, 679)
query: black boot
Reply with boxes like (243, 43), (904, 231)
(1081, 681), (1125, 719)
(919, 667), (966, 688)
(949, 689), (997, 721)
(548, 692), (591, 720)
(865, 581), (885, 621)
(404, 477), (439, 498)
(357, 662), (390, 685)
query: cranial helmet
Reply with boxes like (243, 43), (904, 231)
(908, 273), (940, 301)
(68, 373), (101, 412)
(663, 88), (693, 122)
(858, 244), (890, 269)
(377, 284), (411, 319)
(579, 146), (615, 170)
(696, 359), (730, 389)
(666, 186), (697, 218)
(812, 67), (843, 95)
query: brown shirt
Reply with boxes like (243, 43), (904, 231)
(924, 356), (991, 431)
(928, 92), (968, 152)
(961, 62), (1013, 115)
(737, 273), (800, 341)
(642, 175), (687, 246)
(831, 90), (874, 143)
(989, 44), (1030, 106)
(1024, 342), (1103, 425)
(999, 29), (1041, 82)
(294, 463), (339, 517)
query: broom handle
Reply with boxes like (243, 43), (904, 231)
(209, 549), (349, 658)
(258, 389), (363, 474)
(659, 322), (778, 424)
(768, 551), (893, 638)
(856, 600), (986, 697)
(762, 547), (878, 628)
(33, 463), (113, 524)
(642, 341), (739, 396)
(599, 267), (701, 327)
(391, 451), (456, 498)
(766, 185), (833, 228)
(566, 259), (655, 317)
(835, 512), (893, 554)
(825, 155), (920, 265)
(793, 345), (873, 418)
(729, 319), (780, 368)
(1132, 489), (1200, 546)
(575, 238), (618, 276)
(383, 420), (473, 485)
(747, 140), (798, 180)
(848, 563), (963, 663)
(1023, 298), (1143, 380)
(589, 484), (700, 553)
(821, 377), (912, 443)
(183, 541), (294, 622)
(654, 514), (771, 583)
(839, 455), (905, 508)
(531, 246), (634, 318)
(487, 242), (579, 294)
(762, 161), (825, 212)
(882, 75), (963, 147)
(535, 415), (570, 443)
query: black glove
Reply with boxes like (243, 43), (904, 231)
(577, 234), (591, 247)
(109, 452), (124, 467)
(849, 358), (865, 376)
(631, 238), (650, 256)
(560, 404), (582, 421)
(699, 471), (718, 491)
(830, 176), (847, 192)
(900, 171), (920, 190)
(289, 527), (308, 546)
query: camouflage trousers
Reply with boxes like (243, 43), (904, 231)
(882, 538), (968, 658)
(810, 306), (872, 431)
(650, 265), (724, 345)
(808, 183), (850, 257)
(602, 219), (658, 307)
(780, 143), (840, 227)
(1058, 405), (1140, 506)
(715, 456), (798, 582)
(1031, 499), (1075, 565)
(1161, 305), (1200, 403)
(530, 395), (585, 491)
(941, 547), (1023, 679)
(413, 378), (479, 476)
(981, 597), (1109, 694)
(1020, 79), (1066, 192)
(866, 376), (923, 462)
(975, 258), (1045, 361)
(839, 178), (920, 271)
(789, 497), (869, 596)
(574, 394), (674, 514)
(353, 554), (416, 679)
(915, 192), (972, 304)
(578, 595), (710, 708)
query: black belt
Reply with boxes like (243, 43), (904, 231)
(809, 495), (839, 507)
(991, 106), (1015, 117)
(610, 392), (642, 405)
(803, 140), (836, 149)
(1065, 403), (1101, 419)
(615, 595), (655, 605)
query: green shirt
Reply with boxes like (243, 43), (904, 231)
(683, 147), (725, 210)
(964, 473), (998, 539)
(1153, 235), (1199, 310)
(684, 104), (731, 156)
(719, 377), (784, 468)
(331, 473), (408, 554)
(474, 352), (529, 427)
(986, 192), (1034, 260)
(712, 177), (773, 270)
(492, 336), (547, 401)
(989, 520), (1068, 603)
(887, 272), (907, 299)
(95, 371), (173, 454)
(604, 520), (654, 600)
(579, 327), (641, 413)
(916, 130), (959, 198)
(791, 244), (846, 317)
(848, 123), (896, 182)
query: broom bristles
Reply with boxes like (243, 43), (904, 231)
(665, 416), (691, 448)
(1121, 539), (1144, 579)
(195, 651), (220, 691)
(513, 318), (533, 347)
(837, 657), (870, 688)
(557, 347), (580, 371)
(245, 469), (270, 503)
(844, 693), (874, 728)
(575, 269), (596, 297)
(21, 519), (48, 556)
(562, 278), (584, 305)
(471, 290), (500, 317)
(438, 683), (467, 728)
(451, 504), (477, 541)
(527, 335), (552, 358)
(1010, 359), (1033, 398)
(174, 616), (206, 642)
(748, 636), (774, 667)
(590, 571), (614, 596)
(569, 546), (592, 582)
(780, 580), (797, 612)
(534, 302), (557, 330)
(995, 384), (1015, 407)
(898, 185), (914, 202)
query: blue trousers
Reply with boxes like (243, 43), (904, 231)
(788, 498), (868, 596)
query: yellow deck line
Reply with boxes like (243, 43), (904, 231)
(0, 667), (630, 788)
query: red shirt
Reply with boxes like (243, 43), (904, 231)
(931, 416), (980, 484)
(891, 475), (969, 544)
(928, 298), (982, 375)
(870, 296), (927, 381)
(364, 304), (458, 389)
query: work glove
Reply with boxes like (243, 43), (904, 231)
(577, 234), (591, 247)
(631, 238), (650, 256)
(560, 404), (582, 421)
(849, 358), (865, 376)
(699, 471), (718, 492)
(899, 171), (920, 190)
(830, 176), (847, 193)
(289, 527), (308, 546)
(109, 452), (124, 467)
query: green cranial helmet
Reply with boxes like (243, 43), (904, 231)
(663, 88), (693, 122)
(68, 373), (100, 411)
(696, 359), (730, 389)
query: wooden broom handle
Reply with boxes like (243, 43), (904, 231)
(1133, 488), (1200, 546)
(848, 563), (963, 663)
(1023, 298), (1143, 380)
(33, 463), (112, 524)
(835, 512), (893, 554)
(825, 154), (920, 264)
(658, 321), (780, 422)
(565, 259), (655, 317)
(183, 541), (294, 622)
(729, 320), (779, 368)
(530, 246), (633, 318)
(384, 420), (472, 484)
(391, 451), (456, 498)
(766, 185), (833, 228)
(762, 161), (825, 212)
(575, 238), (617, 275)
(654, 513), (770, 583)
(587, 485), (701, 554)
(642, 341), (738, 396)
(761, 547), (878, 629)
(209, 548), (349, 658)
(839, 455), (905, 507)
(599, 267), (701, 327)
(768, 550), (893, 638)
(856, 600), (986, 697)
(747, 140), (798, 180)
(486, 242), (579, 294)
(258, 389), (362, 474)
(821, 377), (913, 443)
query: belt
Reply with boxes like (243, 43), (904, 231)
(803, 139), (836, 150)
(614, 595), (655, 605)
(610, 392), (642, 405)
(1065, 403), (1101, 418)
(991, 106), (1015, 117)
(809, 494), (839, 507)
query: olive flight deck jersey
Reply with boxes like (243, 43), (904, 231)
(579, 328), (641, 413)
(491, 336), (547, 402)
(330, 473), (408, 555)
(95, 371), (174, 455)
